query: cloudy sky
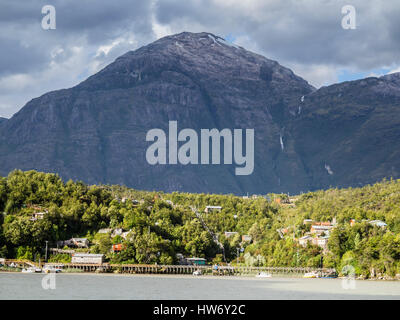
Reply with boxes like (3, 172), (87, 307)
(1, 0), (399, 118)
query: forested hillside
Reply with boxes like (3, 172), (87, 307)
(0, 170), (399, 278)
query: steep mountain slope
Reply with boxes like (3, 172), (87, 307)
(0, 32), (399, 194)
(288, 73), (400, 190)
(0, 32), (314, 194)
(0, 118), (7, 133)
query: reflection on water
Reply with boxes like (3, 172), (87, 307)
(0, 273), (399, 300)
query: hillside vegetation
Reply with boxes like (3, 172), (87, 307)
(0, 170), (399, 278)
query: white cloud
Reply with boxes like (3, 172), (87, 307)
(1, 0), (400, 117)
(388, 67), (400, 75)
(288, 64), (339, 88)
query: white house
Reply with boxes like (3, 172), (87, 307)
(112, 228), (123, 237)
(98, 228), (112, 234)
(241, 235), (252, 242)
(299, 235), (312, 247)
(205, 206), (222, 213)
(369, 220), (387, 228)
(71, 253), (104, 264)
(310, 225), (334, 235)
(121, 231), (131, 240)
(314, 236), (329, 249)
(71, 238), (89, 248)
(224, 231), (238, 238)
(30, 212), (47, 221)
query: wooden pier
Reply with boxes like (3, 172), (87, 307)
(52, 263), (336, 276)
(3, 259), (336, 276)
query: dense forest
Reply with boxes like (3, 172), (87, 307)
(0, 170), (399, 278)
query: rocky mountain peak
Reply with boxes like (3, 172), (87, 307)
(0, 32), (399, 194)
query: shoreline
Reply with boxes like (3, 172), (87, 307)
(1, 270), (399, 282)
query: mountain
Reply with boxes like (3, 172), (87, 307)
(0, 117), (7, 124)
(288, 73), (400, 190)
(0, 32), (399, 194)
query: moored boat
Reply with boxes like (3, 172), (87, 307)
(303, 271), (319, 278)
(256, 272), (272, 278)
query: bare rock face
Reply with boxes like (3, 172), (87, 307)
(288, 74), (400, 190)
(0, 32), (399, 194)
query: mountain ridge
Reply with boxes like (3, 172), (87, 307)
(0, 32), (399, 194)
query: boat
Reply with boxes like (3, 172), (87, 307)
(43, 265), (62, 273)
(303, 271), (319, 278)
(320, 274), (338, 279)
(193, 269), (202, 276)
(21, 267), (41, 273)
(256, 272), (272, 278)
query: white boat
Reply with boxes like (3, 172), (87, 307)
(21, 267), (41, 273)
(193, 269), (202, 276)
(304, 271), (319, 278)
(43, 266), (62, 273)
(256, 272), (272, 278)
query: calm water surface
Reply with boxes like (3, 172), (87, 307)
(1, 272), (400, 300)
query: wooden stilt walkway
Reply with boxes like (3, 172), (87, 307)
(42, 262), (336, 276)
(3, 259), (336, 276)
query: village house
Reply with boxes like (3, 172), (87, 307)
(205, 206), (222, 213)
(72, 238), (89, 248)
(186, 257), (207, 266)
(59, 238), (89, 248)
(299, 235), (330, 249)
(98, 228), (112, 234)
(310, 225), (334, 235)
(312, 221), (333, 226)
(30, 211), (47, 221)
(312, 236), (330, 249)
(303, 219), (313, 225)
(299, 235), (312, 247)
(71, 253), (104, 264)
(112, 243), (125, 252)
(369, 220), (387, 228)
(241, 235), (252, 242)
(121, 230), (131, 240)
(176, 254), (206, 266)
(224, 231), (238, 238)
(112, 228), (123, 237)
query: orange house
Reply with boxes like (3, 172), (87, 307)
(112, 244), (125, 252)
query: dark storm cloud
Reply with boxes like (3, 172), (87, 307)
(0, 0), (154, 72)
(0, 0), (156, 117)
(1, 0), (400, 117)
(0, 38), (48, 76)
(154, 0), (400, 69)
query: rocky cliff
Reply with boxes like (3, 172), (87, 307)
(0, 32), (399, 194)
